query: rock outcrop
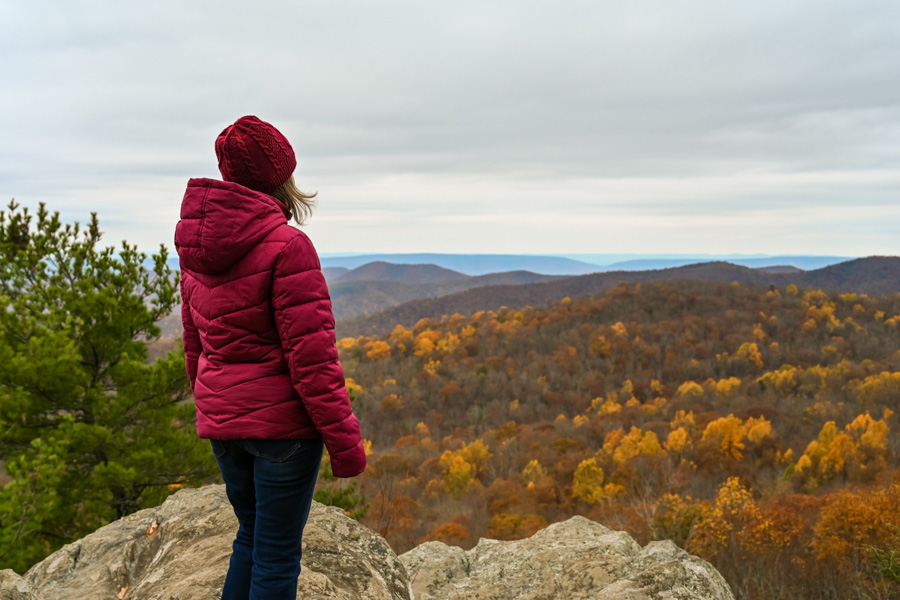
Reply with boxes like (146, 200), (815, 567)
(0, 485), (734, 600)
(400, 517), (734, 600)
(1, 485), (410, 600)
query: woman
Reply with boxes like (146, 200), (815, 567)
(174, 115), (366, 600)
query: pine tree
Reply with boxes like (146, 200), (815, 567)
(0, 201), (217, 572)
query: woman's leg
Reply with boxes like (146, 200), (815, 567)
(247, 438), (324, 600)
(211, 439), (256, 600)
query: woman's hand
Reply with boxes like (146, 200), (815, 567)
(329, 440), (367, 478)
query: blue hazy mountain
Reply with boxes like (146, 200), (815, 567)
(318, 254), (601, 275)
(596, 256), (852, 271)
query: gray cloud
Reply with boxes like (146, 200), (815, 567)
(1, 0), (898, 254)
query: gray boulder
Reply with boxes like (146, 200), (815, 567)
(0, 486), (733, 600)
(16, 485), (410, 600)
(399, 516), (734, 600)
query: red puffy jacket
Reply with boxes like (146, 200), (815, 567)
(174, 178), (365, 478)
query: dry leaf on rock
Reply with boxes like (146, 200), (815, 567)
(145, 519), (159, 537)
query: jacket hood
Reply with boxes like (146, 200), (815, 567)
(174, 178), (291, 274)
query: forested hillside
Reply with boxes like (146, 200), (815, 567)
(337, 256), (900, 336)
(333, 280), (900, 600)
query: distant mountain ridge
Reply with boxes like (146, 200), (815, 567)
(330, 261), (468, 284)
(328, 266), (564, 320)
(336, 256), (900, 336)
(559, 253), (852, 269)
(319, 253), (601, 275)
(601, 255), (850, 271)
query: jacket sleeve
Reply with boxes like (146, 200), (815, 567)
(271, 232), (366, 478)
(180, 274), (202, 391)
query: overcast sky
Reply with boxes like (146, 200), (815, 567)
(1, 0), (898, 256)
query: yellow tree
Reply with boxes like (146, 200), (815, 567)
(365, 340), (391, 360)
(439, 451), (475, 500)
(521, 459), (547, 484)
(702, 415), (747, 461)
(665, 427), (691, 454)
(688, 477), (762, 567)
(572, 458), (605, 505)
(458, 439), (493, 479)
(676, 381), (705, 402)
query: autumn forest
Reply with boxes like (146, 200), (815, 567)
(325, 280), (900, 600)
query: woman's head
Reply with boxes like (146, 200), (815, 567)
(215, 115), (316, 224)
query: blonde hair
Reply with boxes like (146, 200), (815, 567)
(272, 176), (317, 225)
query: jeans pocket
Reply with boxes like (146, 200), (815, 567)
(244, 439), (306, 462)
(210, 439), (228, 459)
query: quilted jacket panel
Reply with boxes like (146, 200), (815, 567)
(174, 178), (365, 477)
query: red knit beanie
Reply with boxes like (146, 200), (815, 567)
(215, 116), (296, 193)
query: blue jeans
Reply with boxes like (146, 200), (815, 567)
(211, 438), (324, 600)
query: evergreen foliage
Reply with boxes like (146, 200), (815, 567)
(0, 201), (217, 572)
(314, 458), (369, 521)
(866, 526), (900, 594)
